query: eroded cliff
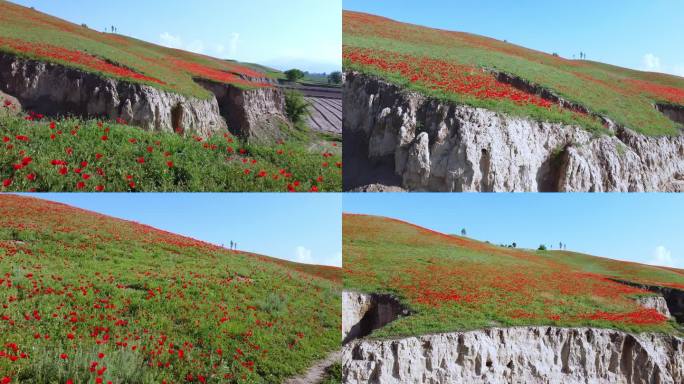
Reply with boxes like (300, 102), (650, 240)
(0, 52), (288, 140)
(343, 326), (684, 384)
(343, 72), (684, 192)
(342, 290), (684, 384)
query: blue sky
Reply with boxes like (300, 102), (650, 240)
(344, 0), (684, 77)
(344, 194), (684, 269)
(21, 193), (342, 267)
(11, 0), (341, 73)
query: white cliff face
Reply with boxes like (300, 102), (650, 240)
(343, 291), (374, 341)
(194, 78), (289, 142)
(343, 71), (684, 192)
(0, 52), (227, 137)
(0, 52), (288, 140)
(343, 327), (684, 384)
(637, 296), (672, 319)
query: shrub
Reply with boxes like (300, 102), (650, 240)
(284, 69), (305, 82)
(538, 244), (547, 251)
(328, 71), (342, 84)
(284, 90), (311, 124)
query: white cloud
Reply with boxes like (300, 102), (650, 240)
(649, 245), (675, 267)
(186, 40), (205, 54)
(641, 53), (684, 78)
(229, 33), (240, 55)
(159, 32), (182, 49)
(158, 32), (235, 57)
(295, 246), (313, 264)
(643, 53), (662, 71)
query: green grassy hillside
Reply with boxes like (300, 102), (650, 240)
(343, 11), (684, 136)
(0, 1), (276, 98)
(0, 112), (341, 192)
(343, 214), (684, 339)
(0, 195), (341, 383)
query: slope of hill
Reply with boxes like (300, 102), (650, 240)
(342, 11), (684, 192)
(0, 1), (273, 97)
(342, 214), (684, 383)
(343, 11), (684, 136)
(0, 195), (341, 383)
(0, 2), (343, 192)
(343, 214), (683, 337)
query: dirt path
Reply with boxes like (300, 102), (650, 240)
(283, 350), (341, 384)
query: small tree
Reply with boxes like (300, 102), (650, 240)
(284, 90), (311, 124)
(328, 71), (342, 84)
(538, 244), (547, 251)
(460, 228), (467, 236)
(512, 242), (517, 248)
(284, 69), (305, 82)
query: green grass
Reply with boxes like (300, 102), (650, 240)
(320, 362), (342, 384)
(0, 114), (342, 192)
(344, 214), (684, 340)
(343, 11), (684, 136)
(0, 1), (279, 99)
(0, 195), (341, 383)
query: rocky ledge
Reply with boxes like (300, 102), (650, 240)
(0, 52), (288, 140)
(343, 326), (684, 384)
(343, 71), (684, 192)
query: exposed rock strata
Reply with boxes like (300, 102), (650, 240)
(0, 52), (288, 140)
(343, 71), (684, 192)
(342, 291), (410, 345)
(343, 327), (684, 384)
(195, 78), (288, 142)
(636, 295), (672, 319)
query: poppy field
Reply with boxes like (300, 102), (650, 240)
(0, 195), (341, 383)
(0, 107), (341, 192)
(343, 11), (684, 136)
(0, 2), (277, 98)
(343, 214), (684, 339)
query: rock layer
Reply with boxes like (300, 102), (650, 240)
(195, 78), (288, 142)
(0, 52), (227, 137)
(0, 52), (289, 140)
(343, 327), (684, 384)
(343, 71), (684, 192)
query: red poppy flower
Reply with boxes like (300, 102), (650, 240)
(146, 146), (153, 153)
(166, 161), (174, 168)
(95, 185), (104, 192)
(129, 181), (136, 188)
(129, 138), (137, 143)
(95, 153), (103, 159)
(136, 157), (145, 164)
(26, 173), (36, 181)
(2, 136), (9, 142)
(59, 167), (68, 175)
(243, 169), (251, 175)
(67, 333), (74, 340)
(2, 179), (12, 187)
(101, 135), (108, 141)
(98, 352), (105, 359)
(60, 353), (68, 359)
(310, 186), (319, 192)
(82, 174), (91, 180)
(257, 170), (267, 178)
(76, 181), (85, 189)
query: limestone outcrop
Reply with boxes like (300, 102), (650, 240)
(343, 327), (684, 384)
(343, 71), (684, 192)
(0, 52), (289, 140)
